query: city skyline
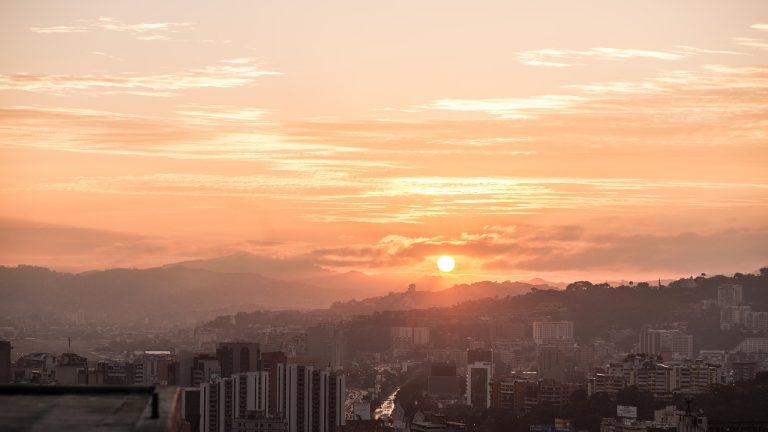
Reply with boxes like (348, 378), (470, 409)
(1, 0), (767, 284)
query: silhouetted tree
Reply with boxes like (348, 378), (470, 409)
(616, 386), (659, 419)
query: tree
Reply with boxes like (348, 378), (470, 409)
(616, 386), (658, 419)
(754, 371), (768, 385)
(566, 281), (593, 292)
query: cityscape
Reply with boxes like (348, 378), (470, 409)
(1, 1), (768, 432)
(2, 270), (768, 431)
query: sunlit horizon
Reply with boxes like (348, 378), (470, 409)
(1, 1), (767, 286)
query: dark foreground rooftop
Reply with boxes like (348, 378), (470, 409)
(0, 385), (183, 432)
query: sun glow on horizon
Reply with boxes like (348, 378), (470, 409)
(0, 2), (766, 278)
(437, 255), (456, 273)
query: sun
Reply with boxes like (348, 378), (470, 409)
(437, 255), (455, 272)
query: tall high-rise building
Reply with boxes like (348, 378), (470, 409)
(746, 311), (768, 332)
(262, 351), (288, 372)
(217, 343), (260, 378)
(390, 327), (412, 354)
(15, 352), (56, 384)
(638, 329), (693, 361)
(232, 414), (287, 432)
(310, 368), (345, 432)
(200, 377), (235, 432)
(283, 364), (311, 432)
(234, 371), (270, 417)
(490, 376), (516, 410)
(427, 362), (461, 401)
(181, 387), (201, 432)
(732, 361), (758, 382)
(262, 351), (288, 417)
(467, 348), (493, 364)
(178, 350), (196, 387)
(732, 337), (768, 353)
(537, 346), (566, 383)
(94, 360), (133, 385)
(195, 353), (344, 432)
(669, 360), (721, 394)
(532, 321), (574, 345)
(466, 349), (493, 409)
(221, 377), (235, 432)
(390, 327), (430, 355)
(412, 327), (430, 346)
(720, 305), (752, 330)
(55, 352), (89, 385)
(596, 354), (720, 397)
(279, 364), (345, 432)
(306, 325), (346, 370)
(717, 284), (743, 307)
(0, 340), (12, 384)
(131, 351), (177, 385)
(200, 381), (219, 432)
(192, 353), (222, 386)
(671, 333), (694, 360)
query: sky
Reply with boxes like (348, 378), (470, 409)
(1, 0), (767, 283)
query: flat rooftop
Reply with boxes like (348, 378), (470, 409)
(0, 385), (182, 432)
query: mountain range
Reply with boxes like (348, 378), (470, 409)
(0, 252), (563, 323)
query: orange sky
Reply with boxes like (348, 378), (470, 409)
(1, 0), (767, 283)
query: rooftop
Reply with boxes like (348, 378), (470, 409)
(0, 385), (182, 432)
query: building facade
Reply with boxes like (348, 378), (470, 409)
(638, 329), (693, 361)
(0, 340), (11, 384)
(717, 284), (743, 307)
(466, 349), (493, 409)
(532, 321), (574, 345)
(217, 343), (261, 378)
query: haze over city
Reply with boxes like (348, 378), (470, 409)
(4, 2), (768, 432)
(1, 0), (766, 285)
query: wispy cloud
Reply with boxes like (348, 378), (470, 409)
(0, 218), (214, 270)
(305, 177), (768, 223)
(90, 51), (124, 62)
(305, 225), (768, 275)
(0, 105), (390, 176)
(734, 37), (768, 50)
(35, 173), (358, 198)
(30, 17), (193, 41)
(20, 165), (767, 226)
(424, 65), (768, 127)
(424, 95), (585, 119)
(732, 23), (768, 51)
(517, 46), (741, 67)
(2, 62), (766, 226)
(508, 227), (768, 274)
(175, 104), (269, 125)
(0, 59), (282, 97)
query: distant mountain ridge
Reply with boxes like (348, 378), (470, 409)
(0, 258), (563, 324)
(168, 252), (330, 279)
(0, 265), (348, 322)
(166, 252), (441, 295)
(327, 280), (558, 314)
